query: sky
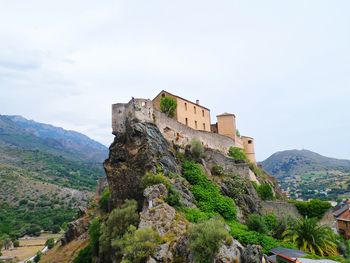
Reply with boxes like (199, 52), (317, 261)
(1, 0), (349, 161)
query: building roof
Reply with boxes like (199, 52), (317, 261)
(336, 208), (350, 222)
(333, 204), (350, 217)
(216, 112), (236, 117)
(153, 90), (210, 111)
(270, 247), (307, 258)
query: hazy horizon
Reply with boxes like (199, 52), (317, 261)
(1, 1), (350, 161)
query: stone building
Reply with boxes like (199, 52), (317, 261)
(153, 90), (256, 163)
(111, 91), (256, 163)
(153, 90), (211, 132)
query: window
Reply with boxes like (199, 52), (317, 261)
(194, 106), (196, 114)
(185, 102), (187, 110)
(202, 110), (204, 117)
(161, 93), (165, 97)
(185, 118), (188, 126)
(203, 123), (206, 130)
(195, 121), (198, 129)
(248, 140), (253, 144)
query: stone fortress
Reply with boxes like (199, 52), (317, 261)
(112, 90), (256, 163)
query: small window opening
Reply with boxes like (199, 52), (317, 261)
(194, 106), (196, 114)
(248, 140), (253, 144)
(185, 118), (188, 126)
(162, 93), (165, 97)
(202, 110), (204, 117)
(195, 121), (198, 129)
(185, 102), (187, 110)
(203, 123), (206, 130)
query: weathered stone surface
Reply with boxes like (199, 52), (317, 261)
(172, 177), (196, 208)
(104, 119), (179, 208)
(61, 216), (89, 245)
(242, 245), (263, 263)
(214, 239), (244, 263)
(139, 184), (186, 237)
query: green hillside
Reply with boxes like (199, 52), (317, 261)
(0, 115), (108, 238)
(261, 149), (350, 200)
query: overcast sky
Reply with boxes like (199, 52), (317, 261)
(1, 1), (349, 161)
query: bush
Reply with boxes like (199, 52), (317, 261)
(113, 226), (161, 263)
(188, 220), (231, 263)
(255, 183), (275, 201)
(160, 96), (177, 117)
(140, 172), (170, 190)
(211, 164), (224, 176)
(99, 200), (139, 262)
(183, 208), (215, 223)
(182, 161), (236, 220)
(165, 187), (182, 208)
(99, 188), (110, 213)
(88, 218), (101, 256)
(247, 214), (268, 234)
(295, 199), (331, 219)
(73, 244), (92, 263)
(13, 240), (20, 248)
(190, 139), (204, 160)
(228, 147), (247, 161)
(45, 238), (55, 249)
(33, 251), (42, 263)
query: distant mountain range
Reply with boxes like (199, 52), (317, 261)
(0, 115), (109, 238)
(261, 149), (350, 200)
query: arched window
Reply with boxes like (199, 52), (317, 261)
(162, 93), (165, 97)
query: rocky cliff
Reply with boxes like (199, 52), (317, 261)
(50, 118), (283, 263)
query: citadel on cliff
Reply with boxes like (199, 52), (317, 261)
(112, 90), (256, 163)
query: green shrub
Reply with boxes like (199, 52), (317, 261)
(33, 251), (42, 263)
(165, 187), (182, 208)
(247, 214), (268, 234)
(13, 240), (20, 248)
(99, 188), (110, 213)
(188, 220), (231, 263)
(99, 200), (139, 262)
(294, 199), (331, 219)
(73, 244), (92, 263)
(228, 147), (247, 161)
(211, 164), (224, 176)
(255, 183), (275, 201)
(182, 161), (236, 220)
(190, 139), (204, 160)
(228, 221), (295, 254)
(88, 218), (101, 256)
(140, 172), (170, 190)
(160, 96), (177, 118)
(183, 208), (216, 223)
(45, 238), (55, 249)
(113, 226), (161, 263)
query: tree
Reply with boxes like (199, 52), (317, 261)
(160, 96), (177, 117)
(188, 220), (231, 263)
(295, 199), (331, 219)
(228, 147), (247, 162)
(283, 217), (338, 256)
(113, 226), (161, 263)
(34, 251), (42, 263)
(45, 238), (55, 249)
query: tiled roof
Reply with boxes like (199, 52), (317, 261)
(153, 90), (211, 111)
(337, 208), (350, 222)
(333, 204), (349, 217)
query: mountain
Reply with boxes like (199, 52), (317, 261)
(261, 149), (350, 200)
(0, 115), (108, 238)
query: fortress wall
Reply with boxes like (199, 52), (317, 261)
(112, 98), (235, 154)
(112, 99), (153, 134)
(154, 110), (234, 153)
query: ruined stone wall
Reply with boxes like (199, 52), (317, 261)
(112, 99), (153, 134)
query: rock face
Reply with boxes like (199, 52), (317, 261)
(104, 120), (179, 208)
(242, 245), (263, 263)
(214, 239), (244, 263)
(61, 216), (89, 245)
